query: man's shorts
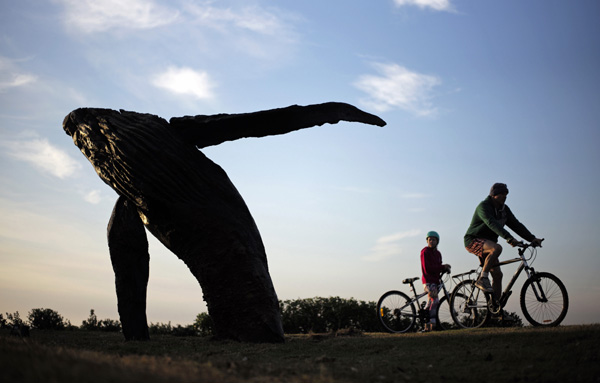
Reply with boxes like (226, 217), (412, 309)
(467, 238), (496, 267)
(466, 238), (486, 258)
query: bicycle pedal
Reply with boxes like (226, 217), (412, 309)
(488, 300), (502, 315)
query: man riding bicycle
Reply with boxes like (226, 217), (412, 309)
(464, 183), (543, 300)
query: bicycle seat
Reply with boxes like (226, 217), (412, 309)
(402, 277), (419, 284)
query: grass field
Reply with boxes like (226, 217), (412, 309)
(1, 325), (598, 382)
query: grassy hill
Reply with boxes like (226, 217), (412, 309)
(1, 324), (598, 382)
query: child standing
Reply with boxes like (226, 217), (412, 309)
(420, 231), (451, 332)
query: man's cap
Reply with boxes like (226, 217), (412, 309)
(490, 183), (509, 196)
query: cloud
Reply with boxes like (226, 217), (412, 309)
(400, 192), (429, 199)
(337, 186), (372, 194)
(183, 3), (301, 59)
(0, 74), (37, 91)
(0, 198), (102, 256)
(3, 138), (82, 179)
(0, 57), (37, 92)
(56, 0), (298, 41)
(152, 66), (215, 100)
(363, 229), (421, 262)
(186, 4), (294, 37)
(83, 190), (102, 204)
(354, 62), (441, 116)
(393, 0), (454, 12)
(56, 0), (179, 33)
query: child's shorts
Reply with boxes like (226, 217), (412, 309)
(423, 283), (440, 299)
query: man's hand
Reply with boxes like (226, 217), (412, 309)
(531, 238), (544, 248)
(507, 238), (520, 247)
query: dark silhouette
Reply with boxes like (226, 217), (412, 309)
(63, 102), (385, 342)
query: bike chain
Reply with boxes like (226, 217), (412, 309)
(487, 297), (502, 315)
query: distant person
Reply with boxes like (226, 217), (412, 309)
(464, 183), (543, 300)
(421, 231), (451, 332)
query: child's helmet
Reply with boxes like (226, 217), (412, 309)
(426, 231), (440, 242)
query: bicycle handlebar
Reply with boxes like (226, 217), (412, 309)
(516, 239), (544, 258)
(515, 238), (544, 249)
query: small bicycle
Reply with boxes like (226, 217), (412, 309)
(450, 240), (569, 328)
(377, 269), (457, 333)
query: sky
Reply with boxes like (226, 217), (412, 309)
(1, 0), (599, 327)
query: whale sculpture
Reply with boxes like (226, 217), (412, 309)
(63, 102), (386, 342)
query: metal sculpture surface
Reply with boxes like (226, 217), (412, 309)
(63, 102), (385, 342)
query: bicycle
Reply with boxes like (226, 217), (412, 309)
(450, 240), (568, 328)
(377, 269), (458, 333)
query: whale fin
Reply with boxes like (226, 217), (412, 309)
(169, 102), (386, 148)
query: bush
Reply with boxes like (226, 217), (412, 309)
(485, 311), (524, 328)
(81, 309), (121, 332)
(279, 297), (380, 334)
(148, 321), (199, 336)
(80, 309), (99, 330)
(149, 321), (174, 335)
(172, 324), (197, 337)
(98, 318), (121, 332)
(193, 313), (214, 337)
(27, 308), (66, 330)
(2, 312), (25, 328)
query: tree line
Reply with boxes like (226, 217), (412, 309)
(0, 309), (203, 336)
(1, 297), (522, 336)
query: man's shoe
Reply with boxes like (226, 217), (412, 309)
(475, 276), (494, 293)
(497, 311), (516, 322)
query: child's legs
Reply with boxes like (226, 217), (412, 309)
(424, 283), (440, 324)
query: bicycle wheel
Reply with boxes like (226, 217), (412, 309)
(377, 290), (416, 333)
(520, 272), (569, 326)
(450, 280), (489, 329)
(436, 296), (454, 330)
(437, 294), (465, 330)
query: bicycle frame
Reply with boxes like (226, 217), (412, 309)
(392, 280), (428, 322)
(501, 246), (552, 305)
(403, 271), (451, 320)
(378, 269), (462, 332)
(451, 241), (568, 328)
(494, 245), (548, 308)
(457, 245), (546, 311)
